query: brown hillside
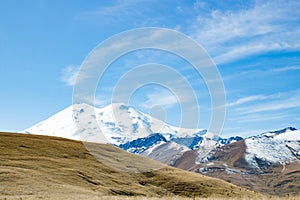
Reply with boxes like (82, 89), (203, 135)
(0, 132), (260, 199)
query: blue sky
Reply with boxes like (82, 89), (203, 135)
(0, 0), (299, 137)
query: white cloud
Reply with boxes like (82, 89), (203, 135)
(227, 94), (270, 107)
(233, 90), (300, 114)
(61, 65), (89, 86)
(84, 0), (141, 18)
(271, 66), (300, 72)
(241, 98), (300, 114)
(61, 65), (80, 86)
(234, 113), (289, 123)
(225, 90), (300, 128)
(192, 0), (300, 64)
(214, 41), (299, 64)
(81, 0), (161, 26)
(139, 90), (179, 109)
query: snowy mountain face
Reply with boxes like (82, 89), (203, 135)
(23, 103), (243, 165)
(23, 103), (204, 145)
(245, 128), (300, 169)
(192, 127), (300, 173)
(193, 127), (300, 170)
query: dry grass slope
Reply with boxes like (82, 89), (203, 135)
(0, 132), (261, 199)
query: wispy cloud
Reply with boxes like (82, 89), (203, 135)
(225, 90), (300, 130)
(80, 0), (166, 27)
(239, 97), (300, 114)
(86, 0), (143, 21)
(214, 42), (298, 64)
(192, 0), (300, 64)
(234, 112), (289, 123)
(139, 89), (178, 109)
(232, 90), (300, 115)
(227, 94), (270, 107)
(61, 65), (80, 86)
(61, 65), (90, 86)
(271, 66), (300, 72)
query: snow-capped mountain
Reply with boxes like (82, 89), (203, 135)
(191, 127), (300, 170)
(171, 127), (300, 174)
(171, 127), (300, 196)
(245, 127), (300, 169)
(23, 103), (204, 145)
(23, 103), (243, 165)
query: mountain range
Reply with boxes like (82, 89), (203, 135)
(24, 103), (243, 155)
(24, 103), (203, 144)
(23, 103), (300, 195)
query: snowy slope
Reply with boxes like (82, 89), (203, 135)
(23, 102), (244, 165)
(23, 104), (82, 140)
(273, 129), (300, 141)
(23, 103), (204, 145)
(245, 128), (300, 169)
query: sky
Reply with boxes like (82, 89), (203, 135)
(0, 0), (299, 137)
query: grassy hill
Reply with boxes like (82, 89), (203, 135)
(0, 132), (261, 199)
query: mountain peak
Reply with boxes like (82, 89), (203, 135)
(23, 103), (204, 145)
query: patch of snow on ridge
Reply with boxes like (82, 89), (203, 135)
(245, 129), (300, 169)
(142, 141), (166, 157)
(273, 130), (300, 141)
